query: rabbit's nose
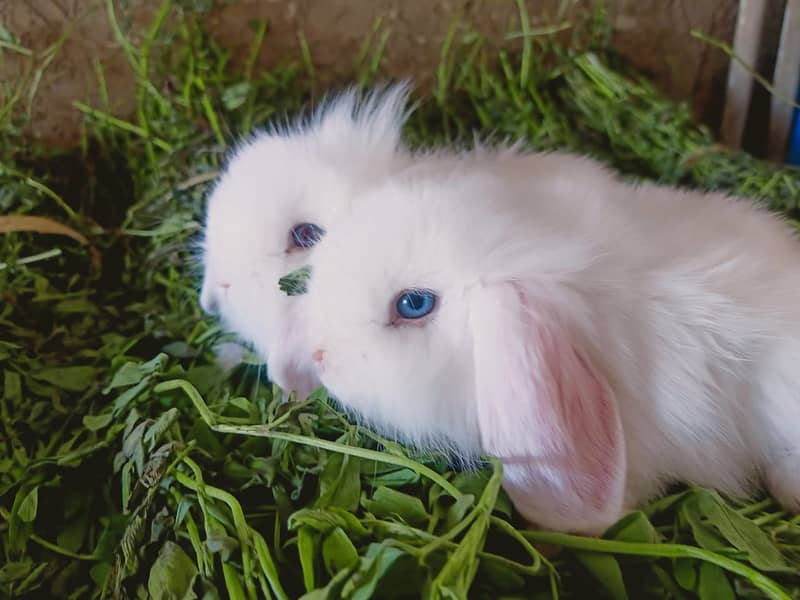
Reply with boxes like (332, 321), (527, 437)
(311, 349), (326, 364)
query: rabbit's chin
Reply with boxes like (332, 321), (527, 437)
(268, 356), (320, 401)
(263, 308), (320, 400)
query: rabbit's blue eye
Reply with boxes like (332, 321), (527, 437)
(290, 223), (325, 249)
(395, 289), (437, 320)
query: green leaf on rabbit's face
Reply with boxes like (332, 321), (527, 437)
(279, 265), (312, 296)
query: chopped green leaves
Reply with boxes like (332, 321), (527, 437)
(279, 265), (312, 296)
(147, 541), (199, 600)
(17, 487), (39, 523)
(33, 365), (98, 392)
(363, 486), (428, 526)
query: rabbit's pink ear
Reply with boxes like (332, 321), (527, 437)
(470, 282), (625, 534)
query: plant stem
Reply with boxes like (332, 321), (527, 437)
(522, 530), (791, 600)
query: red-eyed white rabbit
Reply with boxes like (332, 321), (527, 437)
(301, 152), (800, 534)
(199, 84), (412, 397)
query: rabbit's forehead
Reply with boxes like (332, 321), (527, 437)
(204, 160), (353, 259)
(355, 202), (469, 274)
(313, 219), (465, 319)
(224, 133), (359, 206)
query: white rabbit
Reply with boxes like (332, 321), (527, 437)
(301, 149), (800, 534)
(199, 83), (412, 398)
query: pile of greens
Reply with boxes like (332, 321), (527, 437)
(2, 1), (800, 598)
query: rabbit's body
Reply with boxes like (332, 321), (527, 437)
(515, 156), (800, 502)
(303, 150), (800, 533)
(542, 177), (800, 513)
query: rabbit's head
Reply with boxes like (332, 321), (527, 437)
(199, 84), (412, 396)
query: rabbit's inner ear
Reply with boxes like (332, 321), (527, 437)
(469, 281), (626, 534)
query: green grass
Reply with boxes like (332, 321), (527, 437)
(2, 1), (800, 598)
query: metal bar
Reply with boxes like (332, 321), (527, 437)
(767, 0), (800, 162)
(720, 0), (769, 149)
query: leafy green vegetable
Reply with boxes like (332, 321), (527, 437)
(318, 453), (362, 511)
(147, 541), (199, 600)
(604, 511), (660, 544)
(33, 365), (97, 391)
(16, 488), (39, 523)
(574, 552), (628, 600)
(693, 490), (789, 571)
(322, 527), (360, 576)
(340, 543), (416, 600)
(675, 557), (698, 591)
(699, 562), (736, 600)
(83, 413), (113, 431)
(279, 265), (312, 296)
(363, 487), (429, 526)
(299, 525), (320, 592)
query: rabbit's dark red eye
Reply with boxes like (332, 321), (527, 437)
(290, 223), (325, 249)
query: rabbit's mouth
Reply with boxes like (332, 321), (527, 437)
(268, 301), (319, 399)
(268, 353), (319, 400)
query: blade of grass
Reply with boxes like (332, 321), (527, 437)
(522, 529), (791, 600)
(72, 101), (174, 152)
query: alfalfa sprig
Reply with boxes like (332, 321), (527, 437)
(154, 378), (464, 501)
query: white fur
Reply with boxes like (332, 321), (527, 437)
(303, 147), (800, 533)
(199, 83), (413, 397)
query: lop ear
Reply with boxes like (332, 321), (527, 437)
(469, 282), (625, 534)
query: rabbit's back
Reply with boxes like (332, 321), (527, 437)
(577, 182), (800, 507)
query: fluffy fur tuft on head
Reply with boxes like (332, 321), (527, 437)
(304, 81), (415, 167)
(199, 82), (414, 397)
(304, 148), (800, 533)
